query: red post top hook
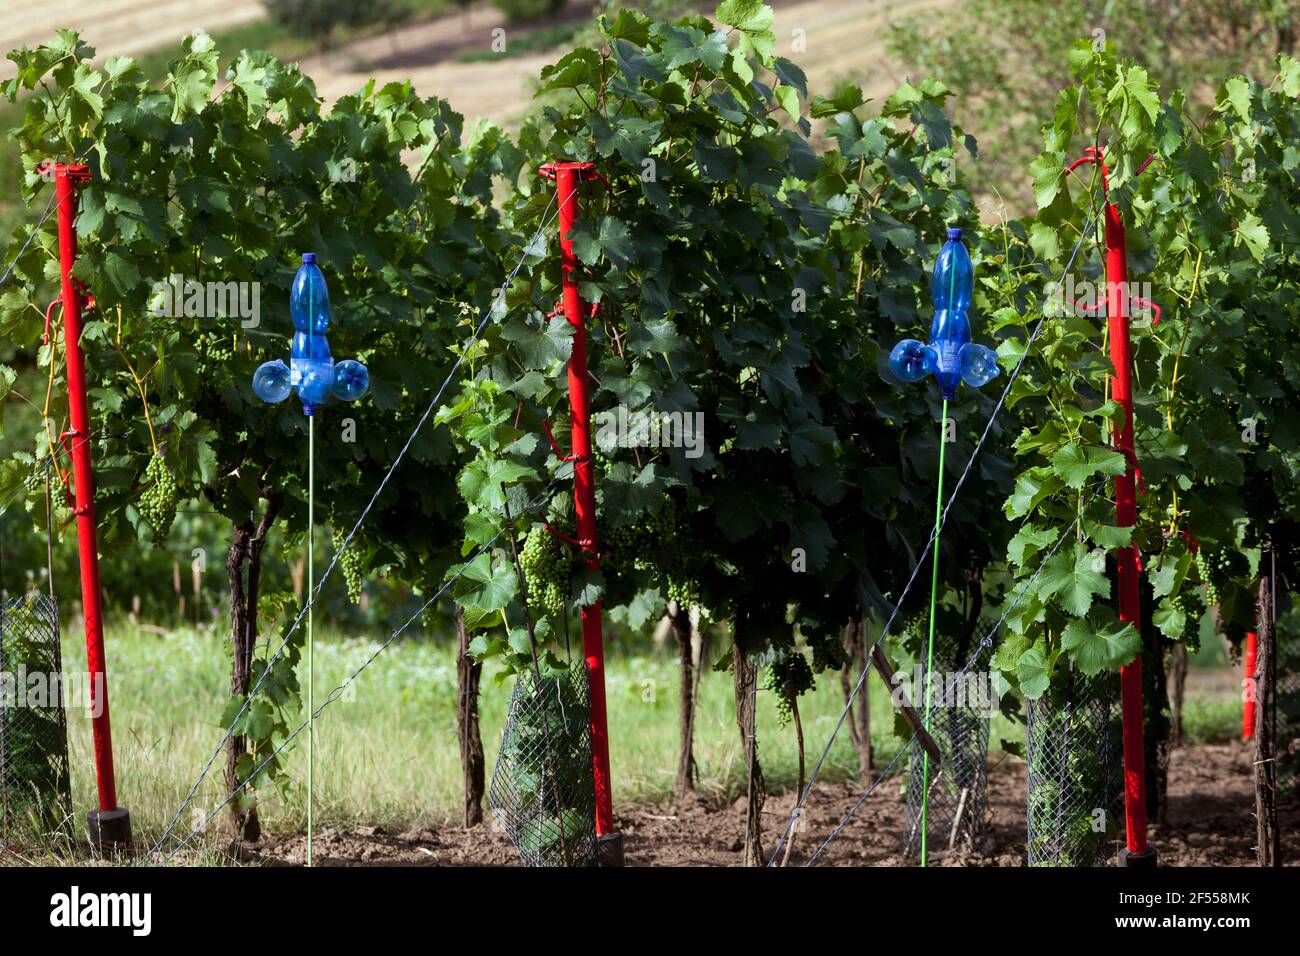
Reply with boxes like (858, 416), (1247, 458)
(43, 299), (59, 345)
(1064, 147), (1155, 194)
(538, 161), (610, 190)
(36, 162), (92, 184)
(546, 300), (601, 321)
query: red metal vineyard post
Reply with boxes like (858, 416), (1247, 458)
(41, 162), (132, 850)
(1067, 148), (1156, 866)
(540, 161), (623, 864)
(1243, 629), (1258, 740)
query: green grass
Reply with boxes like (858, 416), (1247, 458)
(60, 622), (912, 850)
(1181, 697), (1240, 745)
(53, 620), (1245, 854)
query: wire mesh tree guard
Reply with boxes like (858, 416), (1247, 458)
(488, 661), (598, 867)
(903, 634), (991, 860)
(0, 594), (73, 842)
(1025, 666), (1123, 866)
(1276, 610), (1299, 798)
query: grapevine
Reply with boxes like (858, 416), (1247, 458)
(1168, 585), (1205, 653)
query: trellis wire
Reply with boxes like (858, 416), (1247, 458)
(769, 191), (1104, 865)
(0, 429), (126, 525)
(902, 630), (991, 859)
(0, 594), (72, 842)
(154, 469), (572, 864)
(0, 190), (58, 291)
(803, 482), (1107, 866)
(1025, 667), (1121, 867)
(149, 194), (561, 858)
(805, 636), (993, 866)
(488, 661), (598, 867)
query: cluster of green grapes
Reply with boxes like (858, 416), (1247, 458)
(1194, 548), (1243, 606)
(765, 654), (814, 725)
(519, 525), (573, 617)
(194, 331), (237, 367)
(810, 632), (848, 673)
(1168, 585), (1205, 653)
(333, 529), (367, 604)
(138, 453), (178, 543)
(667, 575), (700, 608)
(600, 523), (640, 578)
(49, 477), (74, 529)
(592, 449), (705, 606)
(601, 503), (705, 608)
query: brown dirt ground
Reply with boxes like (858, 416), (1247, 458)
(0, 0), (266, 81)
(254, 740), (1299, 867)
(303, 0), (953, 128)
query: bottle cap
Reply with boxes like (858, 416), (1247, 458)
(302, 252), (316, 264)
(947, 227), (963, 240)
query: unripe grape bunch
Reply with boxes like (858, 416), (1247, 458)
(138, 452), (178, 543)
(1194, 547), (1242, 606)
(1168, 585), (1205, 653)
(599, 500), (704, 611)
(333, 528), (367, 604)
(810, 632), (848, 673)
(519, 525), (574, 617)
(765, 654), (814, 725)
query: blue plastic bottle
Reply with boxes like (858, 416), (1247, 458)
(291, 254), (333, 414)
(927, 229), (974, 399)
(889, 228), (999, 398)
(291, 253), (332, 334)
(252, 253), (369, 416)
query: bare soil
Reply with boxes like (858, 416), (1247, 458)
(254, 740), (1299, 867)
(0, 0), (265, 80)
(302, 0), (953, 127)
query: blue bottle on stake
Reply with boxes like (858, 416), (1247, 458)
(252, 253), (369, 416)
(889, 228), (999, 399)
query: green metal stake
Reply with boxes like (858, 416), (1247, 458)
(920, 397), (948, 867)
(920, 245), (964, 866)
(251, 254), (367, 867)
(307, 413), (315, 868)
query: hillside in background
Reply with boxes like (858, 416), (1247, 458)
(0, 0), (267, 79)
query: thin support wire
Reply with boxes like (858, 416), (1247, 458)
(803, 483), (1106, 866)
(306, 413), (315, 868)
(154, 469), (572, 865)
(768, 196), (1104, 866)
(0, 190), (58, 290)
(148, 195), (564, 858)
